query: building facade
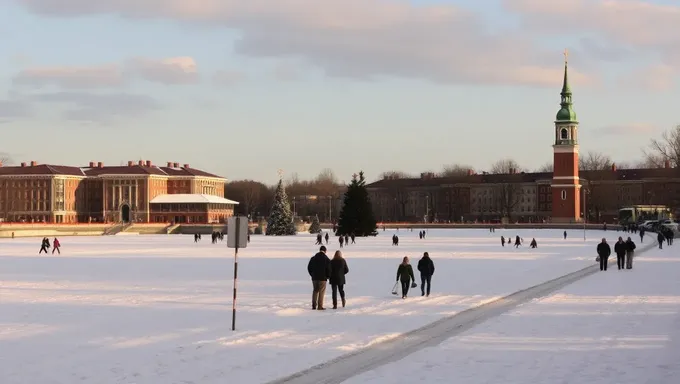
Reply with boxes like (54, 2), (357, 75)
(0, 160), (238, 224)
(366, 55), (680, 224)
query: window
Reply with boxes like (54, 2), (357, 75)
(561, 190), (567, 200)
(560, 128), (569, 140)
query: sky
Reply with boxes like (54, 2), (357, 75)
(1, 0), (679, 184)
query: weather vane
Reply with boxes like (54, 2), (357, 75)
(563, 48), (568, 64)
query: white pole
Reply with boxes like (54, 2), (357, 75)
(583, 187), (587, 241)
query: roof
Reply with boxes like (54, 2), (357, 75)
(0, 163), (224, 179)
(0, 164), (85, 176)
(150, 194), (239, 204)
(84, 165), (168, 176)
(157, 166), (222, 178)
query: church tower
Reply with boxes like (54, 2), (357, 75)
(551, 50), (581, 223)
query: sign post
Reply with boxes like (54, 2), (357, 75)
(227, 216), (249, 331)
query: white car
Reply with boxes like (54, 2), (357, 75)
(660, 219), (678, 231)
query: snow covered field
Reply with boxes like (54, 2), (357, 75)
(1, 229), (620, 383)
(349, 238), (679, 384)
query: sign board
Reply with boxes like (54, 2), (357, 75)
(227, 216), (249, 249)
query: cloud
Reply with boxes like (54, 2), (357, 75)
(28, 91), (161, 124)
(13, 0), (598, 87)
(12, 57), (199, 89)
(212, 69), (246, 87)
(596, 123), (658, 135)
(0, 99), (33, 119)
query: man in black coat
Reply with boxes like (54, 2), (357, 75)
(417, 252), (435, 297)
(597, 238), (611, 271)
(614, 237), (626, 270)
(308, 246), (331, 310)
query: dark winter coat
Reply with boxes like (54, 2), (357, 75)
(396, 264), (415, 282)
(658, 232), (665, 243)
(308, 252), (331, 281)
(597, 242), (611, 258)
(614, 241), (626, 257)
(329, 258), (349, 285)
(625, 239), (636, 252)
(417, 256), (435, 277)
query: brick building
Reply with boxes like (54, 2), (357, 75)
(0, 160), (238, 224)
(366, 57), (680, 224)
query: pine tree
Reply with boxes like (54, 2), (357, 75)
(266, 179), (297, 236)
(308, 215), (321, 234)
(336, 171), (378, 236)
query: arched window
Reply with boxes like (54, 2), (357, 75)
(561, 190), (567, 200)
(560, 128), (569, 140)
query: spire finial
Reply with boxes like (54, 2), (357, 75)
(563, 48), (568, 65)
(277, 169), (284, 178)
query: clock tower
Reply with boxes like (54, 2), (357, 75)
(551, 50), (581, 223)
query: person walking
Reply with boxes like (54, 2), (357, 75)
(396, 256), (415, 299)
(597, 238), (611, 271)
(657, 231), (665, 249)
(417, 252), (435, 297)
(52, 238), (61, 255)
(614, 237), (626, 270)
(307, 246), (331, 310)
(639, 228), (645, 243)
(329, 250), (349, 309)
(625, 237), (636, 269)
(38, 237), (49, 254)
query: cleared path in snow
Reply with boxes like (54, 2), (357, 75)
(268, 240), (657, 384)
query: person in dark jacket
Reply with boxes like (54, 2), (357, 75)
(514, 235), (521, 248)
(329, 250), (349, 309)
(614, 237), (626, 270)
(625, 237), (636, 269)
(396, 256), (415, 299)
(501, 236), (505, 247)
(307, 246), (331, 310)
(597, 238), (611, 271)
(324, 232), (329, 244)
(657, 231), (665, 249)
(530, 238), (537, 248)
(417, 252), (435, 297)
(639, 228), (645, 243)
(39, 237), (49, 254)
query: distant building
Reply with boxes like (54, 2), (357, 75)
(0, 160), (238, 224)
(366, 57), (680, 224)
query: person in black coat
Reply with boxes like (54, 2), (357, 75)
(307, 246), (331, 310)
(625, 237), (636, 269)
(597, 238), (611, 271)
(417, 252), (435, 297)
(614, 237), (626, 270)
(396, 256), (415, 299)
(329, 250), (349, 309)
(657, 231), (665, 249)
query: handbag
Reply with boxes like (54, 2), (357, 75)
(411, 282), (417, 288)
(596, 256), (600, 262)
(391, 282), (399, 295)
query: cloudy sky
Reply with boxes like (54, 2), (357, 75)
(1, 0), (678, 183)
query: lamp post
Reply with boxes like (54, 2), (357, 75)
(582, 187), (588, 241)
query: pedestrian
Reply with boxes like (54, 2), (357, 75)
(597, 238), (611, 271)
(417, 252), (435, 297)
(329, 250), (349, 309)
(52, 238), (61, 255)
(657, 231), (665, 249)
(339, 235), (344, 248)
(563, 231), (567, 239)
(530, 238), (537, 248)
(307, 246), (331, 310)
(396, 256), (415, 299)
(38, 237), (49, 254)
(514, 235), (521, 248)
(625, 237), (636, 269)
(325, 232), (329, 244)
(639, 228), (645, 243)
(614, 237), (626, 270)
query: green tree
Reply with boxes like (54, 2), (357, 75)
(266, 179), (296, 236)
(308, 215), (321, 234)
(336, 171), (378, 236)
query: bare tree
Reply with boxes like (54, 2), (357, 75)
(496, 183), (522, 220)
(644, 125), (680, 168)
(490, 158), (523, 174)
(379, 170), (412, 180)
(441, 164), (472, 177)
(226, 180), (271, 218)
(535, 162), (553, 172)
(579, 151), (613, 170)
(0, 152), (11, 165)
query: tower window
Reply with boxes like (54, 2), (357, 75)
(561, 190), (567, 200)
(560, 128), (569, 140)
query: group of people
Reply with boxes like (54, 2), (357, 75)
(596, 236), (637, 271)
(307, 245), (437, 309)
(38, 237), (61, 254)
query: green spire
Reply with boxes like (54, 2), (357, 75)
(556, 49), (577, 122)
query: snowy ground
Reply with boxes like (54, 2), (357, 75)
(348, 237), (679, 384)
(1, 229), (622, 383)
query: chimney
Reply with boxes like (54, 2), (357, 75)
(0, 161), (3, 167)
(183, 164), (190, 168)
(98, 162), (103, 168)
(467, 169), (474, 176)
(21, 162), (26, 167)
(167, 162), (173, 167)
(174, 162), (179, 168)
(611, 163), (617, 172)
(145, 160), (151, 167)
(664, 160), (671, 169)
(30, 161), (37, 166)
(128, 161), (134, 166)
(138, 160), (143, 166)
(89, 161), (95, 167)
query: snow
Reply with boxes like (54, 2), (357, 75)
(348, 238), (680, 384)
(0, 229), (640, 383)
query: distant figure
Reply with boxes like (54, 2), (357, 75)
(422, 231), (426, 239)
(501, 236), (506, 247)
(417, 252), (435, 297)
(396, 256), (415, 299)
(329, 250), (349, 309)
(350, 233), (356, 244)
(419, 231), (423, 240)
(614, 237), (626, 270)
(514, 235), (521, 248)
(563, 231), (567, 240)
(597, 238), (611, 271)
(639, 228), (645, 243)
(52, 238), (61, 255)
(315, 233), (323, 245)
(657, 232), (665, 249)
(39, 237), (49, 254)
(392, 234), (399, 246)
(325, 232), (329, 244)
(308, 246), (331, 310)
(344, 235), (349, 245)
(625, 237), (636, 269)
(339, 236), (344, 248)
(530, 238), (537, 248)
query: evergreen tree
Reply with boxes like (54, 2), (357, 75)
(336, 171), (378, 236)
(266, 179), (296, 236)
(308, 215), (321, 234)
